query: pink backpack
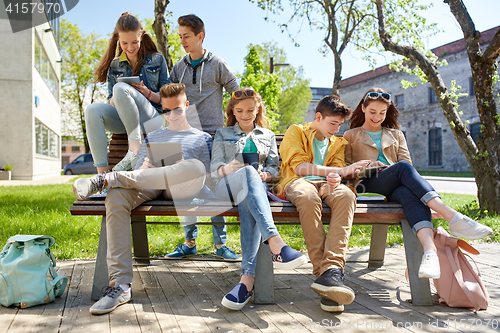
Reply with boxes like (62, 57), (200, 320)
(433, 227), (489, 312)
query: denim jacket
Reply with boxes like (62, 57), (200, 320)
(211, 123), (279, 181)
(107, 52), (170, 111)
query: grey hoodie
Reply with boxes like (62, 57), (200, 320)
(170, 51), (239, 133)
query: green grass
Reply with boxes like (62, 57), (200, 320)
(417, 170), (474, 178)
(0, 185), (497, 260)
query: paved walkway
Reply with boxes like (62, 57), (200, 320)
(0, 175), (77, 186)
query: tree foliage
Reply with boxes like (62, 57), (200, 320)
(59, 19), (107, 152)
(249, 42), (311, 133)
(375, 0), (500, 213)
(251, 0), (439, 96)
(240, 46), (282, 130)
(251, 0), (374, 95)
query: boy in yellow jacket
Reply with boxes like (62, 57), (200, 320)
(275, 95), (369, 313)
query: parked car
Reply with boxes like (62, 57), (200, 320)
(63, 153), (97, 175)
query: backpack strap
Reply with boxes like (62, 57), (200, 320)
(48, 264), (68, 298)
(445, 246), (481, 312)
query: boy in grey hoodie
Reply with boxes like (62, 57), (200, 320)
(167, 14), (239, 260)
(170, 15), (239, 134)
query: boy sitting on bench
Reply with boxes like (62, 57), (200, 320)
(274, 95), (369, 313)
(72, 83), (213, 315)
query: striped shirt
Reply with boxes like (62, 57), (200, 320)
(134, 127), (213, 173)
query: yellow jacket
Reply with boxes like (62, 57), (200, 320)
(274, 123), (348, 199)
(343, 127), (412, 166)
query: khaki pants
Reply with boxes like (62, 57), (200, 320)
(105, 159), (206, 286)
(285, 179), (356, 278)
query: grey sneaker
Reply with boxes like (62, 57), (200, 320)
(449, 216), (493, 239)
(73, 174), (107, 200)
(112, 150), (139, 171)
(89, 285), (132, 315)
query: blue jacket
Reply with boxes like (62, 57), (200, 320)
(107, 52), (170, 111)
(210, 123), (279, 181)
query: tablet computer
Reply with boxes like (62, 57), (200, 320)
(117, 76), (141, 84)
(146, 142), (183, 167)
(359, 166), (385, 179)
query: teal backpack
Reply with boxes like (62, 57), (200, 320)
(0, 235), (68, 308)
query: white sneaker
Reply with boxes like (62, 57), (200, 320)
(72, 174), (107, 200)
(112, 150), (139, 171)
(449, 216), (493, 239)
(90, 285), (132, 315)
(418, 252), (440, 279)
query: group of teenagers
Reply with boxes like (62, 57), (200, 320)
(72, 12), (493, 316)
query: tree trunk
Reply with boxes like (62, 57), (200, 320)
(445, 0), (500, 213)
(376, 0), (500, 213)
(153, 0), (173, 72)
(332, 52), (342, 96)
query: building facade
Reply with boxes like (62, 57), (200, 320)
(307, 26), (499, 172)
(0, 1), (61, 180)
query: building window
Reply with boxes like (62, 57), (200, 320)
(43, 0), (60, 46)
(428, 128), (442, 166)
(35, 33), (59, 100)
(428, 88), (438, 104)
(72, 146), (80, 152)
(311, 87), (331, 100)
(395, 94), (405, 110)
(470, 123), (482, 143)
(35, 118), (59, 158)
(61, 146), (66, 152)
(469, 77), (475, 97)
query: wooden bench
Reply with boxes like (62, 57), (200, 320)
(71, 134), (440, 306)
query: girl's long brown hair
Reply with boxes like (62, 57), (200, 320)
(225, 88), (270, 128)
(94, 12), (159, 83)
(350, 87), (400, 129)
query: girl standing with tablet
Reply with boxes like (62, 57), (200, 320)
(86, 12), (169, 173)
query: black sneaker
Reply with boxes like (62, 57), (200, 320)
(310, 268), (355, 305)
(320, 297), (344, 312)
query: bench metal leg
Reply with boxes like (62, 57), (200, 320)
(92, 216), (109, 301)
(400, 218), (432, 306)
(131, 216), (150, 265)
(368, 224), (388, 269)
(254, 241), (274, 304)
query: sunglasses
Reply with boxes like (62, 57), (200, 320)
(159, 107), (184, 115)
(363, 92), (391, 103)
(232, 89), (256, 99)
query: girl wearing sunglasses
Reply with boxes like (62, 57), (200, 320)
(211, 88), (307, 311)
(85, 12), (169, 174)
(344, 87), (492, 280)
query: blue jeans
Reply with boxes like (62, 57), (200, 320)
(357, 161), (439, 232)
(183, 216), (226, 245)
(85, 83), (163, 167)
(215, 166), (279, 277)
